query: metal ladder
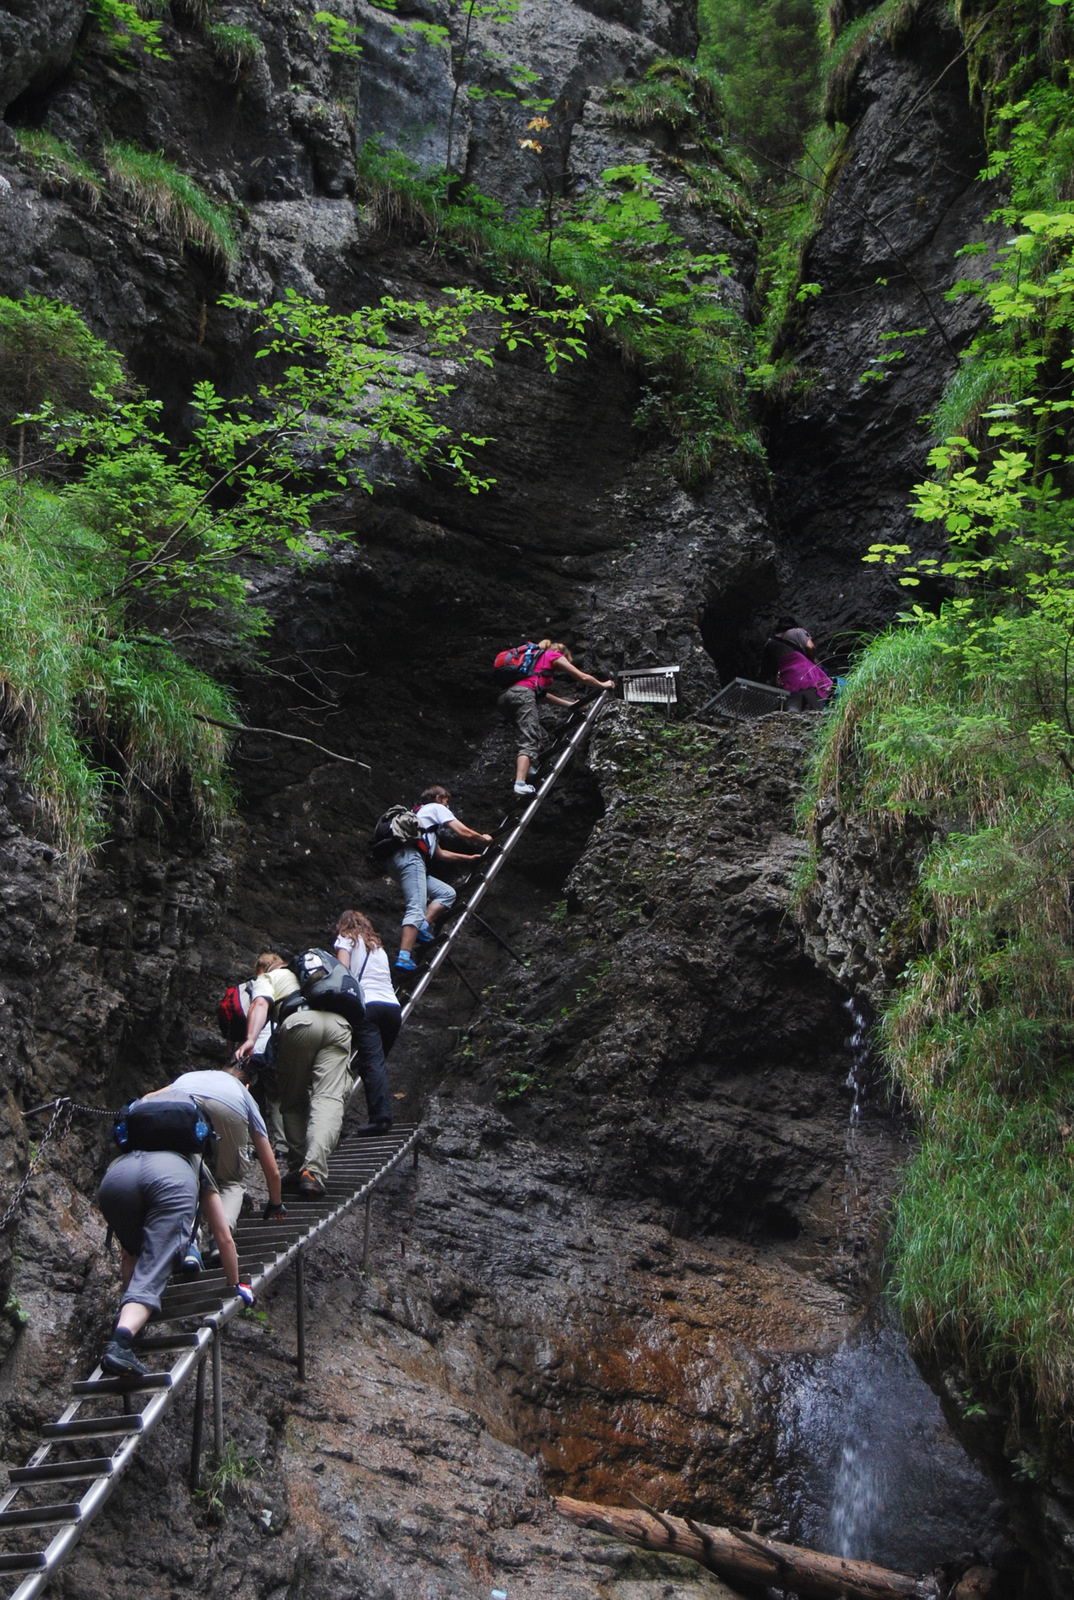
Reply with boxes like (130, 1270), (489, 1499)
(0, 1127), (417, 1599)
(0, 685), (612, 1598)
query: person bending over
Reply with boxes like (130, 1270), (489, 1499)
(498, 640), (614, 795)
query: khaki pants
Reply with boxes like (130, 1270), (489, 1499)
(275, 1009), (352, 1183)
(194, 1096), (252, 1229)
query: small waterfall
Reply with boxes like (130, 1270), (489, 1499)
(777, 997), (1006, 1571)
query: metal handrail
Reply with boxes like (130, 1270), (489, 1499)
(400, 690), (609, 1022)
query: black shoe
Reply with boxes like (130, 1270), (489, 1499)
(298, 1168), (327, 1197)
(355, 1119), (392, 1137)
(101, 1340), (150, 1385)
(281, 1169), (303, 1192)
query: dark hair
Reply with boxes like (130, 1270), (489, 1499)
(775, 616), (799, 632)
(420, 784), (451, 804)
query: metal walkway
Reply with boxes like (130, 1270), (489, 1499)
(0, 689), (611, 1599)
(0, 1128), (417, 1597)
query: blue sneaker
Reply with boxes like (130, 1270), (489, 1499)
(182, 1241), (203, 1276)
(417, 920), (436, 943)
(394, 951), (417, 972)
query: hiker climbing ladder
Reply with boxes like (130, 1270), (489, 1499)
(0, 686), (611, 1600)
(0, 1128), (417, 1600)
(399, 688), (610, 1020)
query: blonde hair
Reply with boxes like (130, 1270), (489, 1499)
(256, 950), (285, 973)
(335, 910), (383, 952)
(538, 639), (572, 662)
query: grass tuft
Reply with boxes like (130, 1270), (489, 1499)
(203, 21), (264, 78)
(15, 130), (102, 209)
(104, 140), (239, 267)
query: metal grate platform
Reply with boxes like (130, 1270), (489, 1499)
(0, 1127), (418, 1600)
(701, 677), (789, 720)
(619, 667), (679, 707)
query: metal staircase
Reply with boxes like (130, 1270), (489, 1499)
(0, 685), (612, 1599)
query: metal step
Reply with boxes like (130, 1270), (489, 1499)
(71, 1373), (171, 1396)
(41, 1417), (142, 1440)
(7, 1459), (113, 1485)
(0, 1553), (46, 1574)
(0, 1504), (81, 1530)
(133, 1333), (200, 1351)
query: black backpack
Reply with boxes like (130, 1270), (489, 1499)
(279, 947), (366, 1028)
(369, 804), (422, 860)
(114, 1095), (217, 1156)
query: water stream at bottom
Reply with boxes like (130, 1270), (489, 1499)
(776, 999), (1010, 1573)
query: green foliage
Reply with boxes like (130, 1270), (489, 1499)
(0, 281), (609, 852)
(14, 131), (102, 210)
(203, 21), (264, 77)
(697, 0), (821, 169)
(354, 140), (761, 478)
(195, 1439), (262, 1521)
(104, 142), (239, 267)
(88, 0), (169, 62)
(804, 72), (1074, 1413)
(312, 9), (363, 57)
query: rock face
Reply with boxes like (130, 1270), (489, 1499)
(760, 0), (1000, 667)
(0, 0), (86, 115)
(0, 0), (1029, 1593)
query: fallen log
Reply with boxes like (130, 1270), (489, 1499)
(555, 1496), (940, 1600)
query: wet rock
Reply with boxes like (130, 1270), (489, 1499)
(0, 0), (86, 114)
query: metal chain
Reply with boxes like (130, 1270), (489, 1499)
(0, 1097), (74, 1233)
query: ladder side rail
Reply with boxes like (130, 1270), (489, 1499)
(400, 692), (608, 1023)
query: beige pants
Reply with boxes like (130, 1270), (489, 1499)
(193, 1096), (252, 1229)
(275, 1009), (353, 1183)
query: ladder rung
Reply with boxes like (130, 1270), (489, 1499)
(8, 1458), (114, 1485)
(0, 1503), (81, 1529)
(71, 1372), (171, 1395)
(134, 1333), (200, 1350)
(0, 1552), (47, 1573)
(42, 1416), (142, 1439)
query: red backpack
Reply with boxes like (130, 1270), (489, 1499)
(216, 981), (252, 1043)
(493, 642), (542, 687)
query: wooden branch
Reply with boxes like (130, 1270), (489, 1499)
(193, 714), (371, 769)
(555, 1497), (939, 1600)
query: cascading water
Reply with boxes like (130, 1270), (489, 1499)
(776, 998), (1010, 1572)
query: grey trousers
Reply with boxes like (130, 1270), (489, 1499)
(275, 1009), (353, 1182)
(98, 1150), (199, 1311)
(498, 683), (541, 759)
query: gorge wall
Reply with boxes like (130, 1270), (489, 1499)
(0, 0), (1035, 1596)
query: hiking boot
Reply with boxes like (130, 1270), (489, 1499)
(101, 1340), (151, 1386)
(182, 1241), (204, 1275)
(394, 951), (417, 972)
(417, 919), (436, 943)
(513, 780), (536, 796)
(281, 1169), (304, 1192)
(355, 1118), (393, 1137)
(298, 1168), (326, 1198)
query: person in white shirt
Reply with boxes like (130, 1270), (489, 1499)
(388, 785), (492, 973)
(334, 909), (400, 1135)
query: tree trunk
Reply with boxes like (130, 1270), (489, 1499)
(554, 1497), (940, 1600)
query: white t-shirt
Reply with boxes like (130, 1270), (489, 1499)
(170, 1071), (268, 1139)
(414, 801), (456, 859)
(334, 936), (399, 1009)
